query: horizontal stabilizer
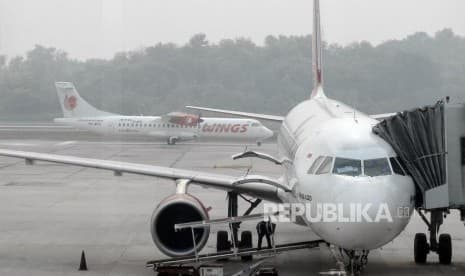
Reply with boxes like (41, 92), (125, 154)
(186, 106), (283, 122)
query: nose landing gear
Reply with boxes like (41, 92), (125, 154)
(344, 250), (369, 276)
(414, 209), (452, 265)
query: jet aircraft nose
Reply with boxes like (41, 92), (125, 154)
(308, 175), (415, 250)
(262, 126), (274, 140)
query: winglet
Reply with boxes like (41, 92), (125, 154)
(311, 0), (326, 99)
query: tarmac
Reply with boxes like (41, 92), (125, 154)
(0, 126), (464, 275)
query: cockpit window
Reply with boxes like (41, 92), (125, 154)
(364, 158), (392, 177)
(333, 158), (362, 176)
(390, 157), (406, 176)
(251, 122), (260, 127)
(316, 156), (334, 175)
(308, 156), (325, 174)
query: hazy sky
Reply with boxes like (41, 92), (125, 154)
(1, 0), (464, 60)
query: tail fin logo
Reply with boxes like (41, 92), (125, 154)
(64, 95), (78, 110)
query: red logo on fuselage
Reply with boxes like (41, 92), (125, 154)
(202, 123), (248, 133)
(169, 114), (203, 126)
(64, 95), (77, 110)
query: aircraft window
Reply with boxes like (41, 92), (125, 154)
(308, 156), (325, 174)
(390, 157), (406, 176)
(316, 157), (334, 175)
(252, 123), (260, 127)
(333, 158), (362, 176)
(364, 158), (392, 177)
(144, 124), (147, 127)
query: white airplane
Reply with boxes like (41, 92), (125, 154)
(0, 0), (446, 274)
(53, 82), (273, 145)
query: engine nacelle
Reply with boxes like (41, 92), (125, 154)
(150, 194), (210, 257)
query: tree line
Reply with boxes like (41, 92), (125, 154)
(0, 29), (464, 121)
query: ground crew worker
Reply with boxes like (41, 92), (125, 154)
(256, 220), (276, 249)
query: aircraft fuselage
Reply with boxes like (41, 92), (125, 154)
(276, 94), (415, 250)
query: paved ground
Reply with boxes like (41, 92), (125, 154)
(0, 129), (464, 275)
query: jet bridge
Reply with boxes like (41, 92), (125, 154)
(373, 99), (465, 264)
(373, 99), (465, 212)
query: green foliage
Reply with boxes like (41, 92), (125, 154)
(0, 29), (463, 121)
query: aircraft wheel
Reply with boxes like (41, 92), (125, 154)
(217, 230), (230, 252)
(438, 233), (452, 264)
(257, 141), (262, 146)
(414, 233), (428, 264)
(167, 137), (177, 145)
(240, 231), (253, 261)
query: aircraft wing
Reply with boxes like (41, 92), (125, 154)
(186, 106), (284, 122)
(0, 149), (282, 202)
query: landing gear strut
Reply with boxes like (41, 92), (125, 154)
(415, 209), (452, 264)
(343, 250), (369, 276)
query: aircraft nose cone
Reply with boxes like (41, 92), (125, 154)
(315, 213), (411, 250)
(262, 127), (274, 139)
(308, 176), (415, 250)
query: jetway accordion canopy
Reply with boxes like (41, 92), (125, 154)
(373, 101), (447, 198)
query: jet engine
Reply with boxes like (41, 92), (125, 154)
(150, 194), (210, 257)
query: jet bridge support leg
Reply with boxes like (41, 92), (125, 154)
(428, 210), (443, 252)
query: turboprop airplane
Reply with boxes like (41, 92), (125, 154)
(0, 0), (450, 274)
(53, 82), (273, 145)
